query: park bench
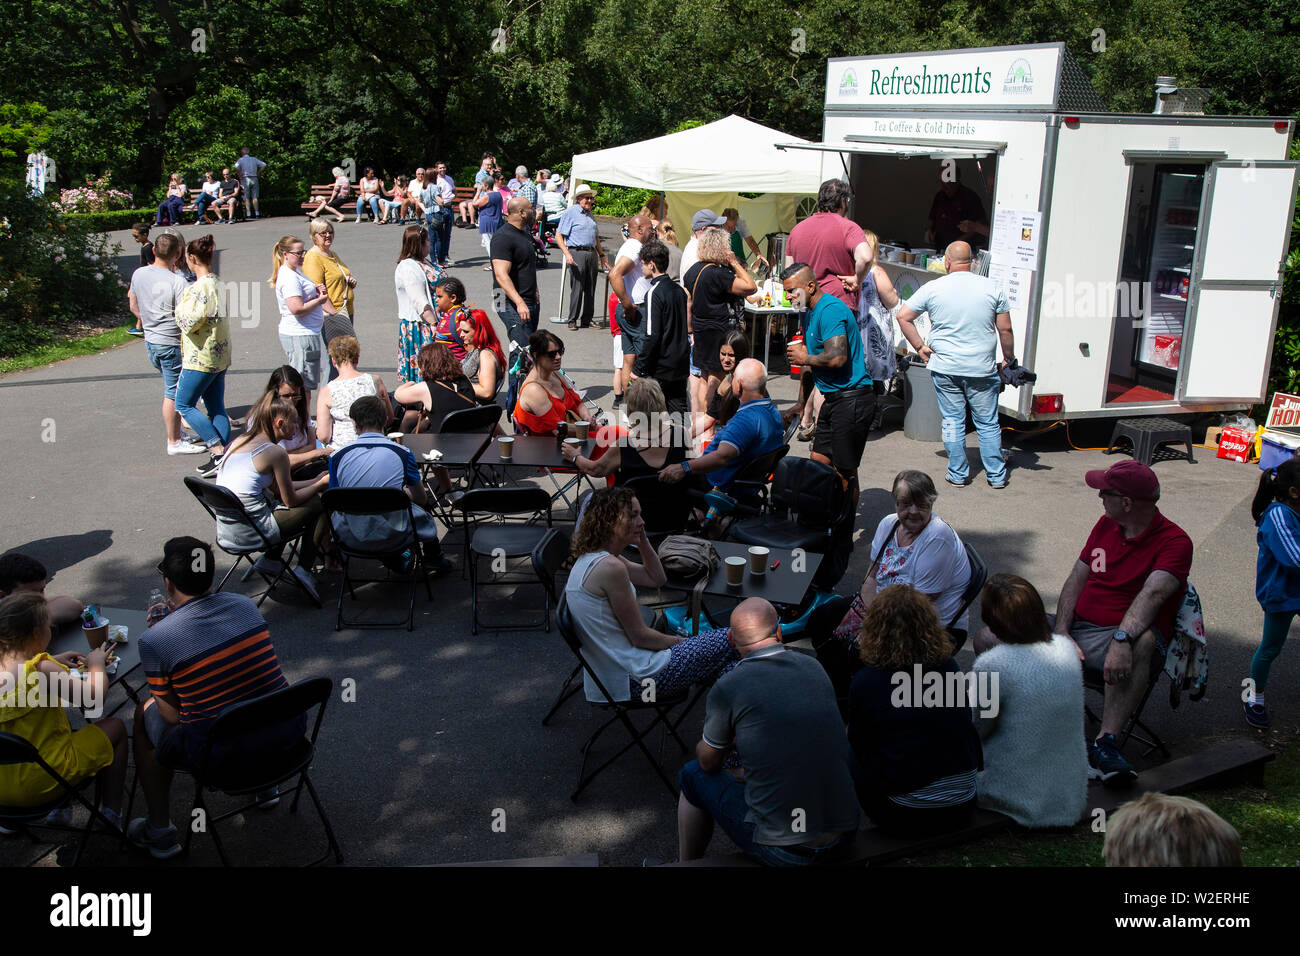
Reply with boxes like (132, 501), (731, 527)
(667, 737), (1275, 867)
(181, 185), (242, 223)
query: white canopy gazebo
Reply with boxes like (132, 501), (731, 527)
(550, 116), (824, 318)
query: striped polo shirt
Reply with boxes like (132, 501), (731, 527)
(139, 591), (288, 731)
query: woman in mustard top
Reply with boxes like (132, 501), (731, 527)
(0, 594), (128, 829)
(175, 233), (232, 478)
(303, 219), (359, 382)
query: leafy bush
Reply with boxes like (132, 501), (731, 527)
(0, 191), (128, 356)
(60, 208), (154, 233)
(589, 182), (654, 219)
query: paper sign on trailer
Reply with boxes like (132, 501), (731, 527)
(1265, 392), (1300, 432)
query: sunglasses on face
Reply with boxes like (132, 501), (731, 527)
(545, 349), (564, 359)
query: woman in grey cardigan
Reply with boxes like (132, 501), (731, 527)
(971, 574), (1088, 828)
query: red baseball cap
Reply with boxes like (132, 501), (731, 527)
(1085, 460), (1160, 500)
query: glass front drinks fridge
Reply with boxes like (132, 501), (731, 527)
(1135, 166), (1205, 375)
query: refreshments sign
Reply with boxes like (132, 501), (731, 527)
(1265, 391), (1300, 431)
(826, 44), (1062, 111)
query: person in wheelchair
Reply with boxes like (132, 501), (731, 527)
(658, 358), (782, 500)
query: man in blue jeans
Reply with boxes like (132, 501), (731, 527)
(896, 241), (1015, 489)
(677, 598), (860, 865)
(492, 197), (541, 414)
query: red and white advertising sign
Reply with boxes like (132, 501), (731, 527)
(1265, 392), (1300, 432)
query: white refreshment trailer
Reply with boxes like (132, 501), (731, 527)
(781, 42), (1298, 421)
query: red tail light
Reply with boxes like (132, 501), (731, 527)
(1032, 393), (1064, 414)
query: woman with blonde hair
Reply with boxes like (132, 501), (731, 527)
(561, 376), (688, 483)
(155, 172), (187, 226)
(270, 235), (337, 412)
(857, 230), (900, 389)
(302, 218), (359, 380)
(682, 226), (756, 418)
(846, 584), (981, 836)
(307, 166), (350, 222)
(657, 219), (683, 282)
(316, 336), (391, 449)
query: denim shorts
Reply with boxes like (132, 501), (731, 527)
(146, 342), (183, 400)
(678, 760), (852, 867)
(280, 333), (322, 390)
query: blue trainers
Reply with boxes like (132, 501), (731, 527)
(1088, 733), (1137, 787)
(1243, 699), (1270, 729)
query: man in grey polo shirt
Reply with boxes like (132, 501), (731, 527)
(677, 598), (860, 865)
(556, 184), (608, 330)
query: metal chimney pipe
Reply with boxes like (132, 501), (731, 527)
(1154, 76), (1178, 114)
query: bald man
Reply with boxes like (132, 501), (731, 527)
(491, 196), (542, 412)
(609, 215), (655, 404)
(677, 598), (859, 865)
(896, 241), (1015, 489)
(659, 358), (783, 493)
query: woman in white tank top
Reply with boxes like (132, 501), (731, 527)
(214, 394), (332, 598)
(315, 335), (392, 448)
(564, 487), (738, 702)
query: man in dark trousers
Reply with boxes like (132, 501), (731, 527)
(491, 196), (540, 413)
(632, 240), (690, 417)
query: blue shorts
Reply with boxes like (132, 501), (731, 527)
(146, 342), (183, 400)
(142, 697), (195, 770)
(678, 760), (852, 867)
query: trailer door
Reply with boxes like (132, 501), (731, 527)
(1178, 160), (1299, 404)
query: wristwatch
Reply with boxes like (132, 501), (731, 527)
(681, 460), (692, 475)
(1112, 628), (1130, 644)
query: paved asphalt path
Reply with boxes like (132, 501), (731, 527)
(1, 214), (1292, 867)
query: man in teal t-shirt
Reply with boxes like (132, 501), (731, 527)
(783, 263), (873, 506)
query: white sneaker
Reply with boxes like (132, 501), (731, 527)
(254, 556), (285, 576)
(167, 439), (206, 455)
(292, 566), (320, 603)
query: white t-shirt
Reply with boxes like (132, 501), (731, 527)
(276, 266), (324, 335)
(615, 238), (648, 305)
(200, 180), (220, 197)
(869, 513), (971, 632)
(394, 258), (433, 323)
(129, 265), (187, 346)
(903, 272), (1011, 377)
(679, 236), (700, 287)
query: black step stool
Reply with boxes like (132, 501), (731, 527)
(1105, 417), (1196, 466)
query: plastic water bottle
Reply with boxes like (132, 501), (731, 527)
(147, 588), (168, 626)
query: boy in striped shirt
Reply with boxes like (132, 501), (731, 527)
(128, 537), (303, 859)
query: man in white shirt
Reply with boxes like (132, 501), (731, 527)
(431, 162), (456, 267)
(233, 147), (266, 219)
(609, 215), (654, 406)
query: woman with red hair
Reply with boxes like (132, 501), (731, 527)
(455, 307), (506, 403)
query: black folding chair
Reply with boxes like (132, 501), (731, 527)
(555, 596), (691, 800)
(183, 477), (320, 608)
(946, 541), (988, 654)
(0, 732), (127, 865)
(805, 595), (857, 719)
(1084, 641), (1171, 759)
(727, 443), (790, 514)
(322, 487), (434, 631)
(459, 487), (553, 634)
(532, 529), (583, 725)
(183, 677), (343, 866)
(439, 403), (505, 490)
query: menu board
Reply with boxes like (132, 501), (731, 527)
(991, 209), (1042, 271)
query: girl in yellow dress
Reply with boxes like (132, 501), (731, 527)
(0, 594), (127, 830)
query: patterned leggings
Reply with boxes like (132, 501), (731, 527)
(644, 627), (740, 698)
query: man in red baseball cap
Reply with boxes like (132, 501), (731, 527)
(1051, 460), (1192, 786)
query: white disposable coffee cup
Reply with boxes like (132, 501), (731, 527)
(499, 437), (515, 459)
(748, 546), (770, 575)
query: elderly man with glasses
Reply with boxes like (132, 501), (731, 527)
(555, 184), (608, 331)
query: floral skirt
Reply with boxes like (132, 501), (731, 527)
(398, 318), (434, 385)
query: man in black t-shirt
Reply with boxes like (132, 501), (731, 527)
(926, 166), (986, 251)
(491, 196), (540, 412)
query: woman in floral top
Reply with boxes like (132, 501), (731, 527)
(174, 234), (232, 478)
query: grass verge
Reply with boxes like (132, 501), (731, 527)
(909, 738), (1297, 867)
(0, 325), (137, 375)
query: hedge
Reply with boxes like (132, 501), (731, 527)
(63, 197), (315, 232)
